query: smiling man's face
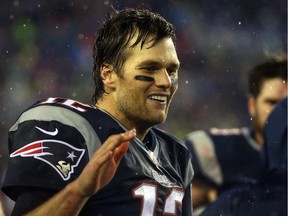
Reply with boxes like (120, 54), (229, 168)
(113, 36), (180, 131)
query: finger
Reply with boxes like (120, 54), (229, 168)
(90, 130), (135, 172)
(94, 150), (113, 168)
(85, 150), (113, 175)
(113, 141), (130, 164)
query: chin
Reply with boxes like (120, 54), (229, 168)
(141, 116), (165, 127)
(142, 109), (167, 125)
(152, 115), (167, 125)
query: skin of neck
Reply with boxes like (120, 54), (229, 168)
(254, 130), (264, 146)
(96, 98), (148, 141)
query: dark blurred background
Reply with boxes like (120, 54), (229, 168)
(0, 0), (286, 214)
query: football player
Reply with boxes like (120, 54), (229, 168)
(184, 54), (287, 214)
(2, 8), (193, 215)
(200, 97), (287, 216)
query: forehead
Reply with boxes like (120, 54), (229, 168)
(260, 78), (287, 98)
(126, 36), (179, 66)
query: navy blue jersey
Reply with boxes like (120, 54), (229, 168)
(184, 127), (264, 193)
(2, 97), (193, 216)
(200, 98), (287, 216)
(263, 97), (287, 179)
(199, 184), (287, 216)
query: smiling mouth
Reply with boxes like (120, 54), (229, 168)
(148, 95), (168, 104)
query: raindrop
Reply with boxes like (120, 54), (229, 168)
(238, 21), (242, 25)
(185, 80), (189, 84)
(78, 33), (85, 40)
(13, 1), (19, 7)
(83, 5), (88, 10)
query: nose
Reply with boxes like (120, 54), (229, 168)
(154, 69), (173, 89)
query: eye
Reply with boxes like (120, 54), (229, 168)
(141, 66), (158, 72)
(267, 100), (279, 106)
(167, 68), (178, 77)
(167, 69), (174, 75)
(167, 68), (178, 84)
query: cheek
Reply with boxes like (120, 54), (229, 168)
(170, 85), (178, 96)
(263, 104), (273, 115)
(260, 105), (273, 123)
(119, 84), (144, 104)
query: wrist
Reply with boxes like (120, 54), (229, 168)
(65, 181), (91, 202)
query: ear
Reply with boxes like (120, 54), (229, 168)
(100, 63), (116, 89)
(248, 94), (256, 117)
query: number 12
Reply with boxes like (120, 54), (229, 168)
(133, 183), (184, 215)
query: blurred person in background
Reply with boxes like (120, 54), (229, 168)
(0, 169), (5, 216)
(200, 96), (287, 216)
(184, 52), (287, 215)
(0, 202), (4, 216)
(1, 7), (193, 216)
(0, 150), (14, 216)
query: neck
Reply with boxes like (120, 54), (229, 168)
(96, 102), (149, 141)
(254, 132), (264, 146)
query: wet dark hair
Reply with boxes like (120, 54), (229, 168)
(92, 8), (176, 103)
(248, 57), (287, 98)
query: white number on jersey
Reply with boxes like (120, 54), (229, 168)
(133, 183), (184, 216)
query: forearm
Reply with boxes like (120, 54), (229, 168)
(23, 130), (135, 216)
(25, 182), (89, 216)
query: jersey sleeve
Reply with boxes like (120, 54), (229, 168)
(184, 130), (223, 186)
(182, 182), (193, 215)
(2, 105), (91, 201)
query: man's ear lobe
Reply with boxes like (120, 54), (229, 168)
(100, 63), (116, 87)
(100, 63), (113, 80)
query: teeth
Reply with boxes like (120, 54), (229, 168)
(149, 95), (167, 102)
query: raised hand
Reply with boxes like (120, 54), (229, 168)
(71, 129), (137, 198)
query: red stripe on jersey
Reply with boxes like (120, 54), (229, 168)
(10, 142), (42, 157)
